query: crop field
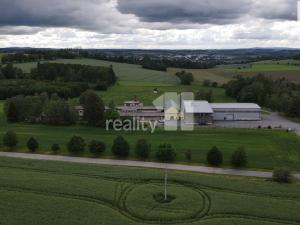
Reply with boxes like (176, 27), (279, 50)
(219, 60), (300, 83)
(14, 58), (180, 85)
(0, 157), (299, 225)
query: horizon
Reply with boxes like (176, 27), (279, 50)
(0, 0), (299, 49)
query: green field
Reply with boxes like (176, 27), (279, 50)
(0, 157), (299, 225)
(14, 58), (180, 85)
(1, 98), (300, 171)
(99, 82), (233, 105)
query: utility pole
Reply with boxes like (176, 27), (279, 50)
(164, 166), (168, 201)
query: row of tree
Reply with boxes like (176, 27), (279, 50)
(31, 63), (117, 84)
(0, 64), (24, 79)
(225, 74), (300, 117)
(0, 79), (89, 100)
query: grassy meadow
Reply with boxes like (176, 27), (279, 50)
(0, 157), (299, 225)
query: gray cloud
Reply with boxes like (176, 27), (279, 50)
(117, 0), (298, 24)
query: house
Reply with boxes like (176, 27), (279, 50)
(164, 100), (180, 121)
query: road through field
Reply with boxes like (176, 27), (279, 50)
(0, 152), (299, 180)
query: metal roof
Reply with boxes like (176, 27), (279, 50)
(210, 103), (261, 110)
(184, 101), (213, 113)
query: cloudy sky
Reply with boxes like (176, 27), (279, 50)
(0, 0), (300, 49)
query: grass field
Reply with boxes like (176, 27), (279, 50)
(0, 157), (299, 225)
(99, 82), (234, 105)
(14, 58), (180, 85)
(0, 99), (300, 171)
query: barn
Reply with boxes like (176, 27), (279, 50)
(210, 103), (262, 121)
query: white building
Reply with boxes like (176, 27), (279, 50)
(210, 103), (262, 121)
(183, 101), (261, 124)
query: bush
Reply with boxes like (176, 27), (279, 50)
(272, 168), (293, 183)
(156, 144), (176, 162)
(207, 146), (223, 167)
(67, 136), (86, 155)
(212, 82), (218, 88)
(51, 144), (60, 153)
(135, 139), (151, 159)
(185, 150), (192, 161)
(3, 130), (18, 149)
(203, 80), (211, 87)
(27, 137), (39, 152)
(231, 147), (247, 168)
(89, 140), (106, 156)
(112, 135), (130, 157)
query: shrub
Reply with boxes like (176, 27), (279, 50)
(112, 135), (130, 157)
(272, 168), (293, 183)
(203, 80), (211, 87)
(212, 82), (218, 88)
(3, 130), (18, 149)
(231, 147), (247, 168)
(89, 140), (106, 156)
(156, 144), (176, 162)
(185, 150), (192, 161)
(51, 144), (60, 153)
(135, 139), (151, 159)
(207, 146), (223, 167)
(67, 136), (86, 155)
(27, 137), (39, 152)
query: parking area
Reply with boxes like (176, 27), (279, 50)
(213, 112), (300, 136)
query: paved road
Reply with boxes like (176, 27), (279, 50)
(214, 112), (300, 135)
(0, 152), (299, 180)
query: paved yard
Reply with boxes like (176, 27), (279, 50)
(213, 112), (300, 135)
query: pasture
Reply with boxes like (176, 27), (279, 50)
(0, 157), (299, 225)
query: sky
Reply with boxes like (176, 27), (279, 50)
(0, 0), (300, 49)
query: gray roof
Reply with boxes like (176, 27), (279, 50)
(184, 101), (213, 114)
(210, 103), (261, 111)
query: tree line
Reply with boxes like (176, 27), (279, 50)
(225, 74), (300, 117)
(4, 90), (119, 126)
(32, 62), (117, 85)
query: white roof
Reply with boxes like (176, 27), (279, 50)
(184, 101), (213, 113)
(210, 103), (261, 110)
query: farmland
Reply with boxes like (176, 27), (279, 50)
(14, 58), (180, 85)
(0, 156), (299, 225)
(1, 99), (300, 170)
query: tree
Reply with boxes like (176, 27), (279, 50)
(79, 90), (105, 126)
(135, 139), (151, 159)
(6, 101), (19, 123)
(44, 100), (76, 125)
(272, 168), (292, 183)
(175, 71), (194, 85)
(203, 80), (211, 87)
(27, 137), (39, 152)
(3, 130), (18, 149)
(185, 150), (192, 161)
(207, 146), (223, 167)
(231, 147), (247, 168)
(89, 140), (106, 156)
(67, 136), (86, 155)
(156, 144), (176, 162)
(51, 144), (60, 153)
(112, 135), (130, 157)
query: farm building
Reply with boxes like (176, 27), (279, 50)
(210, 103), (262, 121)
(183, 101), (261, 124)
